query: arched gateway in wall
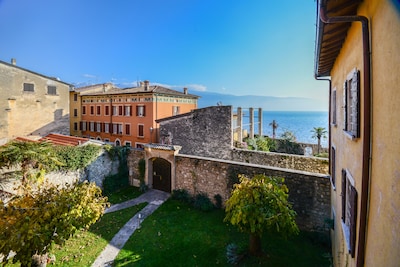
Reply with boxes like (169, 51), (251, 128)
(144, 144), (181, 193)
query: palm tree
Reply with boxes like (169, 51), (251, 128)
(0, 140), (60, 190)
(269, 120), (278, 139)
(311, 127), (327, 154)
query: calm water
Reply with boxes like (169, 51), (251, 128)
(240, 111), (329, 148)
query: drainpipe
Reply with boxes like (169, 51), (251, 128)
(314, 76), (331, 162)
(317, 1), (371, 266)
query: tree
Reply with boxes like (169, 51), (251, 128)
(0, 140), (61, 189)
(311, 127), (327, 154)
(224, 174), (299, 256)
(0, 182), (108, 266)
(269, 120), (278, 139)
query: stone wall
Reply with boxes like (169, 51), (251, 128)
(230, 148), (329, 174)
(158, 106), (232, 159)
(0, 148), (118, 199)
(127, 149), (145, 187)
(174, 154), (330, 232)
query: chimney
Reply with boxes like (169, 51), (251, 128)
(183, 87), (188, 95)
(144, 80), (150, 91)
(11, 58), (16, 65)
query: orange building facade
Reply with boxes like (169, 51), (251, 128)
(70, 81), (198, 148)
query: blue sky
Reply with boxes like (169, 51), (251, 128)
(0, 0), (328, 110)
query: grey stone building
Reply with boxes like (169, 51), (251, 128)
(0, 59), (72, 145)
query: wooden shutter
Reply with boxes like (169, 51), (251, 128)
(341, 169), (347, 221)
(343, 82), (347, 131)
(349, 185), (358, 258)
(331, 147), (336, 187)
(350, 70), (360, 138)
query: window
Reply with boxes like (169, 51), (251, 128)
(117, 124), (123, 134)
(90, 122), (95, 132)
(113, 123), (118, 134)
(341, 169), (357, 258)
(90, 106), (95, 115)
(138, 124), (144, 137)
(331, 146), (336, 188)
(96, 106), (101, 116)
(23, 83), (34, 92)
(136, 105), (145, 117)
(112, 106), (117, 116)
(47, 86), (57, 95)
(332, 89), (337, 126)
(74, 94), (78, 101)
(73, 109), (78, 117)
(125, 141), (131, 147)
(173, 106), (180, 116)
(126, 124), (131, 135)
(80, 121), (87, 131)
(343, 70), (360, 138)
(96, 122), (101, 132)
(115, 140), (121, 146)
(105, 106), (110, 116)
(119, 106), (123, 116)
(82, 106), (86, 115)
(124, 105), (132, 116)
(104, 123), (110, 133)
(73, 122), (78, 131)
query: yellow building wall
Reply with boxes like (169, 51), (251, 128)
(365, 0), (400, 266)
(329, 0), (400, 266)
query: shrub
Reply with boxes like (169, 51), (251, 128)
(214, 194), (223, 209)
(193, 193), (215, 212)
(172, 189), (191, 203)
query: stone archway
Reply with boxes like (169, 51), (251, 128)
(144, 144), (181, 193)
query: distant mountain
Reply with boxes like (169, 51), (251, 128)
(194, 91), (327, 111)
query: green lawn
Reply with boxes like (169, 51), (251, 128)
(113, 199), (331, 267)
(105, 185), (142, 204)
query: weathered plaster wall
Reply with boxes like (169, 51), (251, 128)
(0, 60), (70, 145)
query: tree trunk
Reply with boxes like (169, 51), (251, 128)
(249, 233), (262, 256)
(317, 138), (321, 154)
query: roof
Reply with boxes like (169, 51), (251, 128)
(80, 85), (199, 99)
(39, 133), (90, 146)
(315, 0), (363, 77)
(0, 59), (72, 86)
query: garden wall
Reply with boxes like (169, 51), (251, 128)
(174, 154), (330, 232)
(230, 148), (329, 174)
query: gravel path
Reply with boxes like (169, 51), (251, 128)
(91, 189), (170, 267)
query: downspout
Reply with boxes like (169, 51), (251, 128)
(314, 76), (331, 165)
(318, 1), (371, 266)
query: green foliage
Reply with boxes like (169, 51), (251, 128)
(52, 145), (102, 171)
(0, 140), (62, 186)
(244, 136), (271, 152)
(193, 193), (215, 212)
(225, 174), (299, 238)
(138, 158), (147, 192)
(0, 182), (108, 266)
(281, 130), (297, 142)
(172, 189), (192, 203)
(214, 194), (222, 209)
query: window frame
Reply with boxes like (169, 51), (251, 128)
(343, 69), (360, 139)
(47, 85), (57, 95)
(136, 105), (145, 117)
(332, 88), (337, 126)
(23, 83), (34, 92)
(341, 169), (357, 258)
(82, 106), (86, 115)
(331, 146), (336, 190)
(138, 124), (144, 137)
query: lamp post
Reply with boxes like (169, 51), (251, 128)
(150, 127), (153, 144)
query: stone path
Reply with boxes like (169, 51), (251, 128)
(91, 189), (170, 267)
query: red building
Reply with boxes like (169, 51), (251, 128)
(70, 81), (198, 148)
